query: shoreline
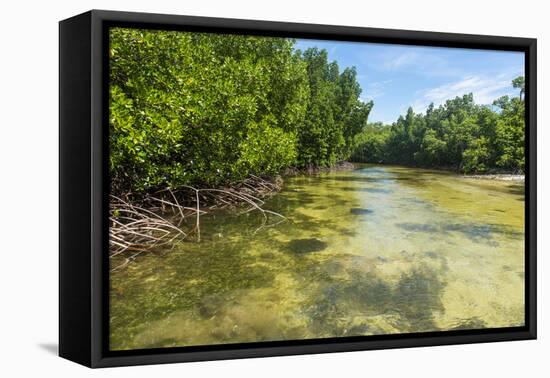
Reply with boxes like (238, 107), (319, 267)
(110, 162), (523, 261)
(109, 162), (357, 265)
(351, 161), (525, 182)
(281, 161), (355, 176)
(462, 174), (525, 182)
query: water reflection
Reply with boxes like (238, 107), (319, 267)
(286, 238), (328, 254)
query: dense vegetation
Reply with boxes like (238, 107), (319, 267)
(351, 78), (525, 173)
(109, 29), (372, 193)
(109, 28), (526, 196)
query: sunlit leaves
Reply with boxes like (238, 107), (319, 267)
(109, 28), (371, 192)
(351, 77), (525, 174)
(110, 29), (308, 191)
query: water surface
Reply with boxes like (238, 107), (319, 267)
(110, 165), (525, 350)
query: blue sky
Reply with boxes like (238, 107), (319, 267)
(294, 39), (524, 124)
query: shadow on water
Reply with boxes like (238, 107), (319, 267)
(507, 184), (525, 196)
(340, 186), (394, 194)
(396, 220), (523, 242)
(393, 267), (446, 331)
(312, 205), (328, 210)
(391, 175), (430, 187)
(350, 208), (373, 215)
(469, 181), (525, 197)
(286, 238), (328, 254)
(306, 265), (447, 336)
(338, 228), (358, 237)
(506, 184), (525, 201)
(324, 175), (378, 184)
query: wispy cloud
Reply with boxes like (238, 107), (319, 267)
(411, 73), (519, 113)
(295, 39), (525, 123)
(382, 51), (422, 70)
(362, 79), (393, 101)
(365, 47), (463, 78)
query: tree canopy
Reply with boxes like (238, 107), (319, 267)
(109, 28), (525, 195)
(351, 79), (525, 174)
(109, 28), (372, 193)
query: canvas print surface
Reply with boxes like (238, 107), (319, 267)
(108, 27), (525, 351)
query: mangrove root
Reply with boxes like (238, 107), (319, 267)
(109, 175), (286, 270)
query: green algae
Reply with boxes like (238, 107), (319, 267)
(110, 164), (525, 350)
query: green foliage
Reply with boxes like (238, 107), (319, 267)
(350, 123), (390, 162)
(462, 136), (491, 173)
(109, 29), (371, 193)
(110, 27), (524, 191)
(493, 95), (525, 172)
(512, 76), (525, 101)
(296, 48), (372, 167)
(417, 129), (447, 167)
(350, 78), (525, 174)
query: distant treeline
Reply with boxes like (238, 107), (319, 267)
(351, 79), (525, 174)
(109, 28), (372, 193)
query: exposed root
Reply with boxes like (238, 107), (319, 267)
(282, 161), (355, 176)
(109, 175), (285, 270)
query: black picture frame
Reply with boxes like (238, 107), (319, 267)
(59, 9), (537, 368)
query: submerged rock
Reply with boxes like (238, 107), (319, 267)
(286, 238), (328, 254)
(350, 208), (373, 215)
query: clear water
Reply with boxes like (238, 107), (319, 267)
(110, 164), (525, 350)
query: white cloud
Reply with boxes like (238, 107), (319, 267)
(383, 51), (420, 70)
(374, 48), (462, 78)
(411, 74), (518, 113)
(362, 79), (393, 101)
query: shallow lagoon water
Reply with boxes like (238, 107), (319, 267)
(110, 165), (525, 350)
